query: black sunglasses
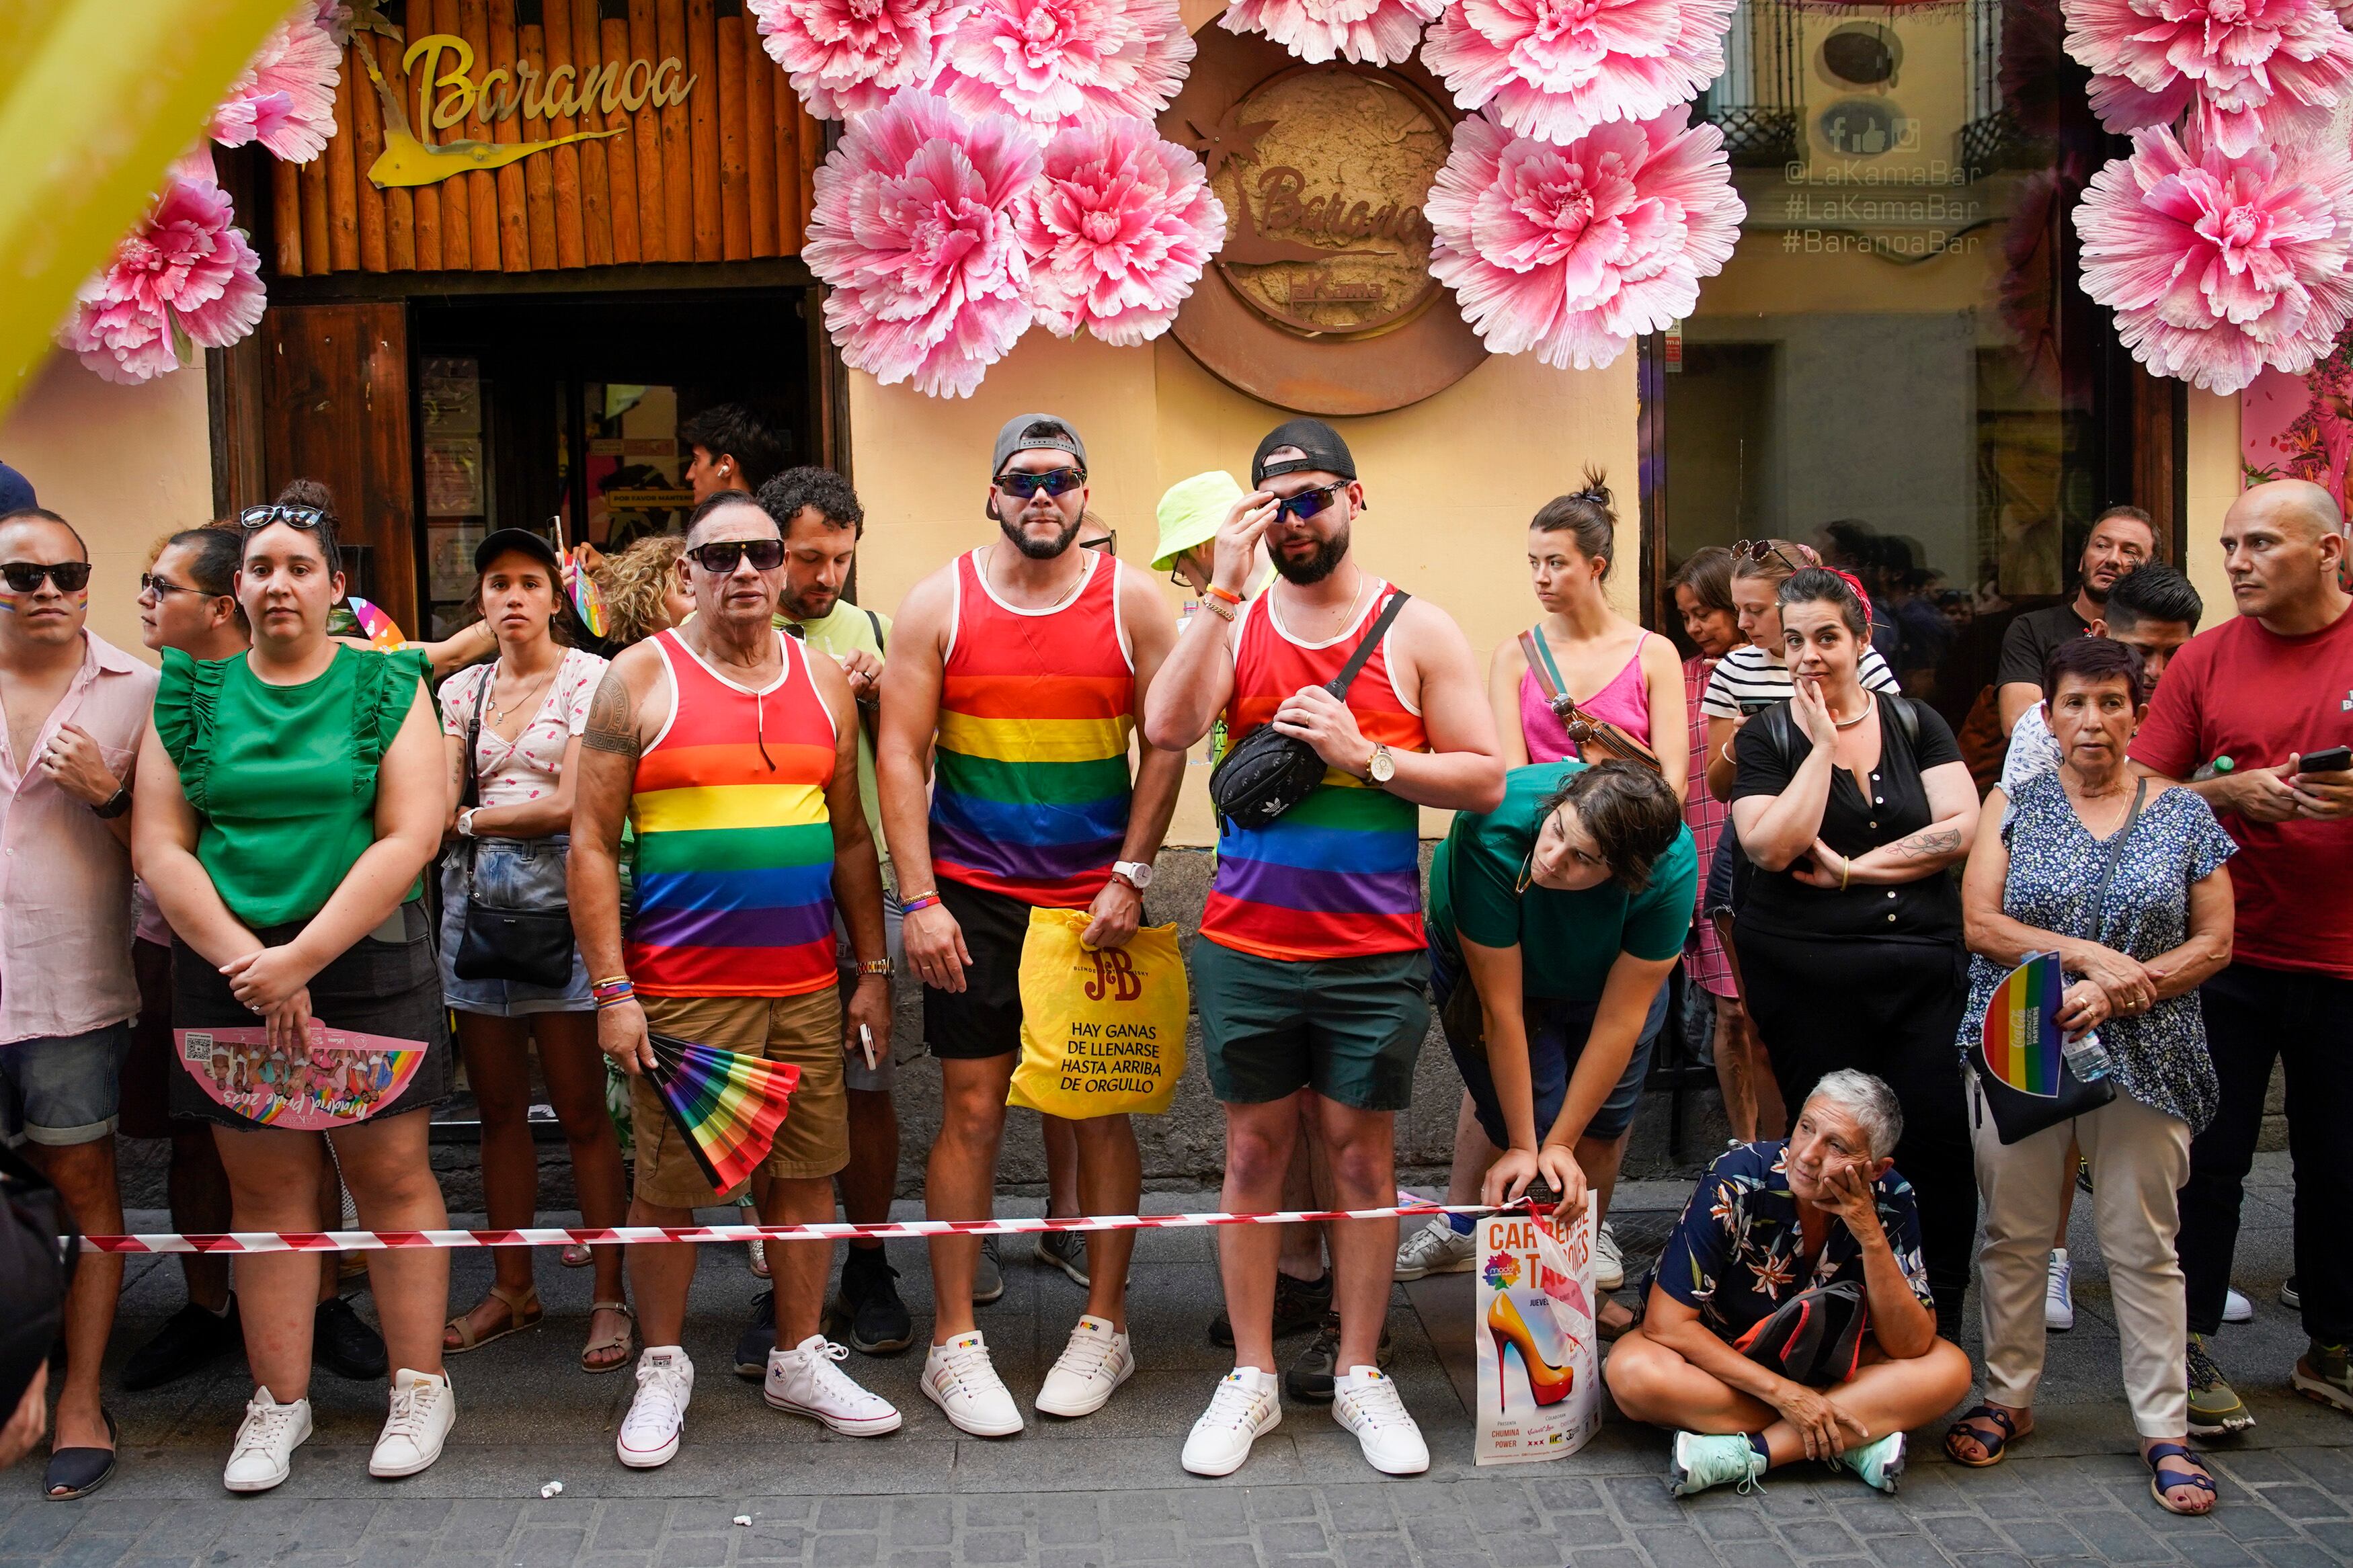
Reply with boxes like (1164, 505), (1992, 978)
(1, 561), (92, 593)
(994, 467), (1086, 499)
(1732, 538), (1803, 574)
(1081, 530), (1117, 555)
(140, 572), (218, 601)
(1274, 481), (1348, 524)
(686, 538), (786, 575)
(239, 504), (327, 531)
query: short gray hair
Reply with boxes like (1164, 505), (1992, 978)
(1802, 1070), (1903, 1159)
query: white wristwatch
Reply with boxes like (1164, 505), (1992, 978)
(1112, 859), (1155, 891)
(456, 807), (480, 839)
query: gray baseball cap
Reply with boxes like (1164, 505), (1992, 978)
(992, 413), (1086, 477)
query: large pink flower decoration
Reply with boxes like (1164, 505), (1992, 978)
(750, 0), (955, 119)
(2074, 126), (2353, 394)
(2063, 0), (2353, 157)
(1420, 0), (1739, 147)
(60, 159), (266, 387)
(803, 91), (1043, 398)
(1014, 116), (1224, 344)
(925, 0), (1195, 138)
(1425, 109), (1743, 371)
(208, 1), (344, 162)
(1218, 0), (1443, 67)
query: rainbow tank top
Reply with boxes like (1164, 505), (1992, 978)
(625, 628), (838, 998)
(1201, 583), (1429, 961)
(929, 548), (1136, 909)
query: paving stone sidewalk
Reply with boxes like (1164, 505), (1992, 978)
(3, 1154), (2345, 1567)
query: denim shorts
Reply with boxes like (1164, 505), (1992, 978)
(0, 1022), (132, 1146)
(1429, 942), (1668, 1147)
(438, 836), (592, 1016)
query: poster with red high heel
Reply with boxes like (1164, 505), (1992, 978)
(1474, 1207), (1601, 1465)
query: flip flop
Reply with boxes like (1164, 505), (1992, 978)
(560, 1243), (594, 1269)
(44, 1410), (118, 1501)
(581, 1301), (636, 1374)
(2145, 1442), (2219, 1516)
(1944, 1404), (2023, 1469)
(443, 1282), (543, 1354)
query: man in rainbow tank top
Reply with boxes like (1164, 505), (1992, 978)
(877, 415), (1187, 1437)
(1145, 419), (1507, 1479)
(571, 492), (902, 1469)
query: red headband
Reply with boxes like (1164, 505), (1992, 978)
(1831, 569), (1875, 629)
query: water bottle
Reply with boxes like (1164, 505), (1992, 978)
(2063, 1029), (2113, 1083)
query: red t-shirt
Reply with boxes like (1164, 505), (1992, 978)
(2129, 605), (2353, 979)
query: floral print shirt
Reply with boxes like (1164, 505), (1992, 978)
(1650, 1140), (1931, 1342)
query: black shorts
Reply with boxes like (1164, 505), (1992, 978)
(922, 877), (1040, 1061)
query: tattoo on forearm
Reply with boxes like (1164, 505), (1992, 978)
(1890, 827), (1964, 861)
(581, 672), (641, 759)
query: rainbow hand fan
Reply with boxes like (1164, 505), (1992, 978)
(346, 596), (407, 651)
(569, 567), (609, 638)
(645, 1033), (801, 1193)
(1980, 950), (2064, 1099)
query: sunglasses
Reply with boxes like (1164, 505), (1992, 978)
(1273, 481), (1348, 524)
(1, 561), (92, 593)
(994, 467), (1086, 500)
(239, 504), (327, 531)
(686, 538), (786, 575)
(140, 572), (218, 601)
(1732, 538), (1803, 574)
(1081, 530), (1117, 555)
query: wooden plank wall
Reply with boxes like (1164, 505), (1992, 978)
(274, 0), (821, 276)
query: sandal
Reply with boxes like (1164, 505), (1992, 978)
(2145, 1442), (2219, 1516)
(43, 1409), (118, 1501)
(581, 1301), (636, 1374)
(1944, 1404), (2025, 1468)
(443, 1282), (543, 1354)
(560, 1243), (594, 1269)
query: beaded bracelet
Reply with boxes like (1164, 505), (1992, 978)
(901, 892), (944, 915)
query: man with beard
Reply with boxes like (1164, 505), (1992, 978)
(877, 415), (1185, 1435)
(1144, 419), (1504, 1478)
(1997, 505), (2159, 732)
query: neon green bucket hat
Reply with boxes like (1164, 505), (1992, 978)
(1152, 470), (1248, 573)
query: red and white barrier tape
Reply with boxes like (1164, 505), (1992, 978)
(80, 1201), (1511, 1255)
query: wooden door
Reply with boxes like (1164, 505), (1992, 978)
(258, 302), (419, 628)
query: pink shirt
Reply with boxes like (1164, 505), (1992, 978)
(0, 632), (159, 1043)
(438, 646), (608, 807)
(1517, 628), (1653, 763)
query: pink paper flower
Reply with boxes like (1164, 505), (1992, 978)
(750, 0), (956, 119)
(1218, 0), (1443, 67)
(1014, 116), (1224, 345)
(2074, 125), (2353, 394)
(1420, 0), (1739, 147)
(803, 91), (1043, 397)
(208, 1), (344, 162)
(925, 0), (1195, 138)
(1425, 109), (1743, 371)
(2063, 0), (2353, 157)
(61, 159), (266, 386)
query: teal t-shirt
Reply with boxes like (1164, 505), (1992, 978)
(1427, 761), (1699, 1000)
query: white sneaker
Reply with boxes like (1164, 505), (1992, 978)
(2224, 1287), (2254, 1325)
(223, 1387), (311, 1493)
(766, 1333), (902, 1436)
(1332, 1365), (1429, 1475)
(368, 1368), (454, 1478)
(1181, 1367), (1281, 1477)
(617, 1346), (694, 1469)
(1394, 1219), (1476, 1280)
(921, 1331), (1023, 1437)
(1036, 1315), (1134, 1418)
(1594, 1222), (1626, 1292)
(2046, 1248), (2075, 1331)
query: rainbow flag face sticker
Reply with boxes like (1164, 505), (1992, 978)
(1981, 950), (2065, 1098)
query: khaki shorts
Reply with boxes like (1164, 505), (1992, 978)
(631, 988), (849, 1206)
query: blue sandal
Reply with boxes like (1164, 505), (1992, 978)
(1943, 1404), (2020, 1468)
(2145, 1443), (2218, 1516)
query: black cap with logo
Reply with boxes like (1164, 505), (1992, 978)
(1252, 419), (1356, 487)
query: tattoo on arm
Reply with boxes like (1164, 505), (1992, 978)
(582, 671), (641, 759)
(1890, 827), (1964, 860)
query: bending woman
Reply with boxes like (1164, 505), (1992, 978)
(134, 501), (455, 1495)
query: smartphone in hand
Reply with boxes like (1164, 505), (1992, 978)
(2297, 745), (2352, 775)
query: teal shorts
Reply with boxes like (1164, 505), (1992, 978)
(1193, 940), (1430, 1112)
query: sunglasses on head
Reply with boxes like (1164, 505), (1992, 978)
(994, 467), (1086, 500)
(1273, 480), (1348, 524)
(1732, 538), (1804, 573)
(239, 504), (327, 532)
(686, 538), (786, 575)
(1, 561), (91, 593)
(1080, 530), (1117, 555)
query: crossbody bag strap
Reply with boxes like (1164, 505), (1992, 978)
(2083, 776), (2148, 940)
(463, 671), (492, 897)
(1324, 591), (1411, 699)
(1518, 626), (1566, 706)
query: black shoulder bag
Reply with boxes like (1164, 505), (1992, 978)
(451, 673), (580, 988)
(1209, 591), (1410, 830)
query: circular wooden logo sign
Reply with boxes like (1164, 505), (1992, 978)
(1161, 31), (1486, 415)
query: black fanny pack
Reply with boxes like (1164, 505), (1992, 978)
(1209, 591), (1408, 831)
(452, 674), (577, 990)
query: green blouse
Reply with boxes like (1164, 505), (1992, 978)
(156, 644), (431, 930)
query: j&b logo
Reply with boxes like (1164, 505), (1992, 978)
(1084, 948), (1144, 1003)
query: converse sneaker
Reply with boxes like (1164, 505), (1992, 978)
(921, 1331), (1023, 1437)
(1669, 1432), (1765, 1497)
(2046, 1248), (2075, 1331)
(765, 1334), (903, 1435)
(1394, 1219), (1476, 1281)
(2224, 1288), (2254, 1325)
(1036, 1315), (1134, 1418)
(368, 1368), (454, 1478)
(1593, 1223), (1626, 1292)
(223, 1387), (311, 1493)
(617, 1346), (694, 1468)
(1181, 1368), (1281, 1477)
(2186, 1334), (2254, 1436)
(1331, 1366), (1429, 1475)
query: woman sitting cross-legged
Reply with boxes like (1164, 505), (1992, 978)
(1604, 1069), (1972, 1497)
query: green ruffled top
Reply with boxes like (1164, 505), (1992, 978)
(156, 644), (432, 930)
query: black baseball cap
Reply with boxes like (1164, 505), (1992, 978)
(992, 413), (1087, 477)
(1252, 419), (1356, 487)
(473, 527), (565, 576)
